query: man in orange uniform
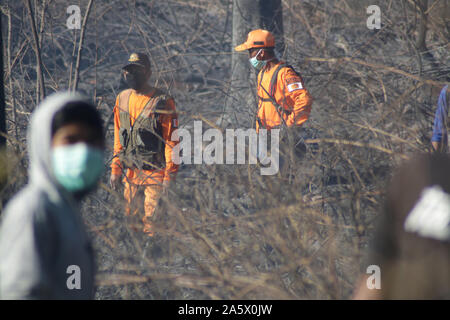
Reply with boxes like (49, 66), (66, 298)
(235, 29), (313, 175)
(235, 29), (312, 131)
(110, 53), (179, 236)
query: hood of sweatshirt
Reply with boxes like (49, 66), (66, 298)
(28, 91), (90, 201)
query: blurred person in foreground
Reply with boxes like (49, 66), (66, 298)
(431, 85), (449, 153)
(235, 29), (313, 176)
(0, 92), (105, 299)
(109, 53), (179, 237)
(353, 154), (450, 299)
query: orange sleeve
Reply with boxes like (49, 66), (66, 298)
(160, 98), (179, 182)
(281, 68), (313, 127)
(111, 95), (123, 176)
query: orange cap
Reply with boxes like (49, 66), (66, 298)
(235, 29), (275, 51)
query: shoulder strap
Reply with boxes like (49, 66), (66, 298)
(118, 89), (133, 131)
(258, 67), (288, 128)
(135, 91), (172, 147)
(269, 63), (287, 97)
(269, 63), (304, 96)
(139, 91), (171, 119)
(134, 90), (173, 130)
(259, 64), (292, 116)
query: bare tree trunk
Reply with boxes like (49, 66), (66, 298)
(0, 11), (6, 148)
(221, 0), (284, 128)
(24, 0), (45, 103)
(0, 10), (8, 195)
(6, 3), (17, 141)
(259, 0), (284, 56)
(415, 0), (428, 53)
(93, 0), (98, 103)
(414, 0), (442, 78)
(72, 0), (94, 91)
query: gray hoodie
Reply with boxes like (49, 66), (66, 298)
(0, 92), (95, 299)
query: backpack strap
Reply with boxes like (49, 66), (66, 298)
(133, 91), (171, 146)
(258, 66), (291, 128)
(118, 89), (133, 131)
(258, 63), (296, 116)
(269, 63), (304, 96)
(135, 90), (172, 122)
(269, 63), (287, 97)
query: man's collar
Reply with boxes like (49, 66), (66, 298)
(134, 84), (154, 96)
(262, 59), (281, 72)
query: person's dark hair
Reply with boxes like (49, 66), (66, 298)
(51, 101), (103, 138)
(264, 47), (275, 56)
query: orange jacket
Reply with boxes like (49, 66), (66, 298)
(256, 61), (312, 131)
(111, 88), (179, 185)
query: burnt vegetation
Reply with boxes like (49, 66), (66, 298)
(0, 0), (449, 299)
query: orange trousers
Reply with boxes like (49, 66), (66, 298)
(123, 180), (162, 236)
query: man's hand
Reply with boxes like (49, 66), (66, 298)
(162, 180), (170, 196)
(431, 141), (446, 153)
(109, 174), (122, 191)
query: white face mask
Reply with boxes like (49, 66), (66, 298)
(52, 142), (104, 192)
(249, 49), (276, 70)
(249, 49), (267, 70)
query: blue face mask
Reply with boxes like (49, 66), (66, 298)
(52, 143), (104, 193)
(249, 49), (267, 70)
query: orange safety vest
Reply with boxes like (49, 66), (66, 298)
(111, 88), (179, 185)
(117, 88), (170, 171)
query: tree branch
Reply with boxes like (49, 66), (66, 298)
(72, 0), (94, 91)
(24, 0), (46, 102)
